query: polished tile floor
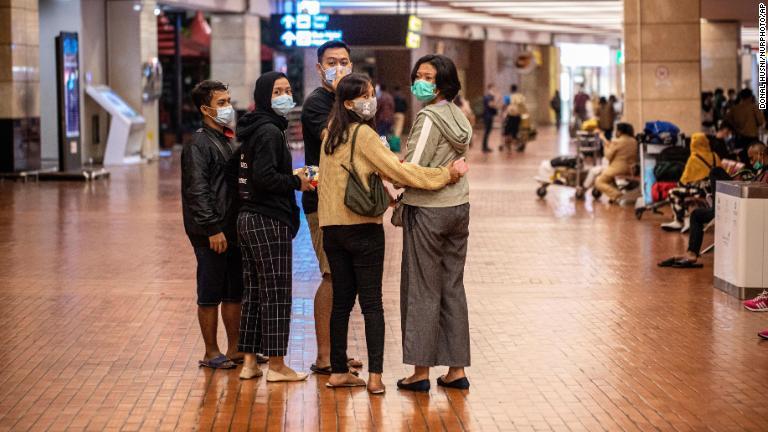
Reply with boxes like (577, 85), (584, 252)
(1, 126), (767, 432)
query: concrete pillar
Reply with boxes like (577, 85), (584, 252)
(624, 0), (702, 134)
(302, 47), (321, 103)
(210, 14), (261, 110)
(529, 45), (558, 127)
(701, 20), (740, 91)
(0, 0), (41, 172)
(81, 0), (108, 163)
(106, 0), (159, 160)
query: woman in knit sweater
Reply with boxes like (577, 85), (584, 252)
(319, 73), (465, 394)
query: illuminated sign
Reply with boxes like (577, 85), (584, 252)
(61, 34), (80, 138)
(278, 1), (343, 48)
(405, 15), (422, 49)
(271, 14), (422, 48)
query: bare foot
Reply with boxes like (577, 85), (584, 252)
(367, 373), (385, 394)
(400, 374), (429, 384)
(328, 372), (366, 387)
(226, 351), (245, 363)
(270, 363), (300, 376)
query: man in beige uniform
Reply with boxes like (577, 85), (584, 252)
(595, 122), (638, 203)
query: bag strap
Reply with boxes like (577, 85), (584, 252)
(695, 154), (713, 169)
(408, 115), (433, 166)
(347, 123), (364, 172)
(199, 128), (233, 159)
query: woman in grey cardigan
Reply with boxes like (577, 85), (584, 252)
(396, 54), (472, 392)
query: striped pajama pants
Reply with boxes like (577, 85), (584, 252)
(237, 211), (293, 356)
(669, 184), (707, 222)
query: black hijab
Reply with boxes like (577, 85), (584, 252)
(254, 71), (290, 129)
(236, 71), (290, 141)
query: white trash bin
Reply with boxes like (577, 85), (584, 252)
(713, 181), (768, 299)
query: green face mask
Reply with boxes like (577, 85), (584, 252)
(754, 161), (764, 170)
(411, 80), (437, 102)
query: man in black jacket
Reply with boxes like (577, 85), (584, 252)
(181, 80), (242, 369)
(301, 40), (362, 373)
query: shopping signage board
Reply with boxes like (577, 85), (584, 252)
(272, 14), (422, 48)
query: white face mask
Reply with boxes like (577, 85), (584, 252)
(350, 98), (377, 120)
(207, 105), (234, 126)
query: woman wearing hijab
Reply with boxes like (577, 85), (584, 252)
(661, 132), (721, 231)
(236, 72), (314, 381)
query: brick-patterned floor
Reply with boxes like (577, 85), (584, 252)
(1, 126), (766, 432)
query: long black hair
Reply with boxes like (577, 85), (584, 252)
(324, 73), (376, 155)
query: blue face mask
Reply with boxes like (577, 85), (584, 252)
(411, 80), (437, 102)
(271, 95), (296, 117)
(754, 161), (764, 171)
(322, 65), (352, 86)
(207, 105), (234, 126)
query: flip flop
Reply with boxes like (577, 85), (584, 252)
(368, 385), (386, 395)
(311, 364), (359, 376)
(325, 380), (366, 388)
(671, 260), (703, 269)
(311, 364), (332, 375)
(199, 354), (236, 369)
(658, 257), (682, 267)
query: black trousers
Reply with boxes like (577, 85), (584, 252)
(323, 224), (385, 374)
(688, 207), (715, 256)
(482, 117), (494, 151)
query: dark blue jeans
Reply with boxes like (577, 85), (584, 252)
(323, 224), (385, 374)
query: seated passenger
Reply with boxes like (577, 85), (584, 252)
(661, 133), (721, 231)
(706, 122), (733, 161)
(659, 142), (766, 268)
(594, 122), (638, 203)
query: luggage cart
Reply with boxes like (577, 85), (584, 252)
(535, 131), (602, 200)
(633, 133), (686, 219)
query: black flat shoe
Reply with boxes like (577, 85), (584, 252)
(396, 378), (430, 392)
(437, 376), (470, 390)
(658, 257), (682, 267)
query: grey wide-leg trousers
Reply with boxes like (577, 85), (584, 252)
(400, 203), (471, 367)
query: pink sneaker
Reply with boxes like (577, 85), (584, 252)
(743, 290), (768, 312)
(759, 329), (768, 340)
